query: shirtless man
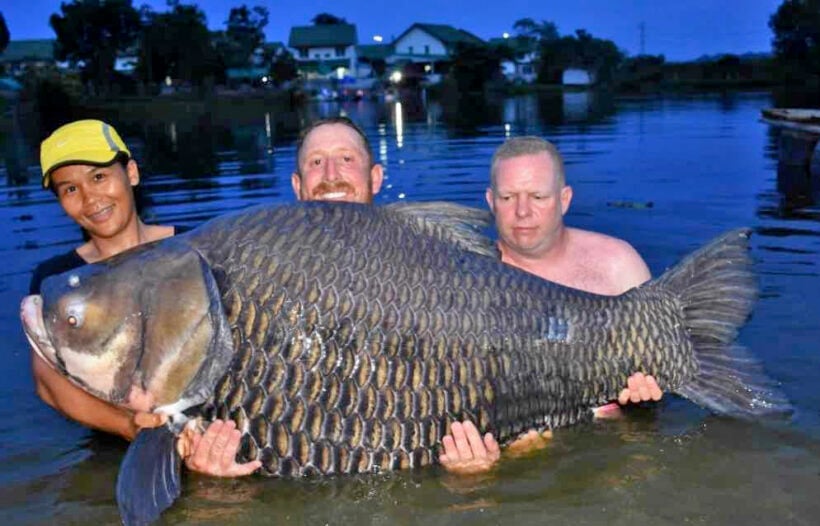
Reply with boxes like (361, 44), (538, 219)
(439, 136), (663, 474)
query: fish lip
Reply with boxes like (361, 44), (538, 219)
(20, 295), (58, 367)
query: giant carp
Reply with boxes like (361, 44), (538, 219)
(21, 201), (788, 525)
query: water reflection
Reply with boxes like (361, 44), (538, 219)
(393, 101), (404, 149)
(0, 89), (622, 192)
(761, 126), (820, 216)
(562, 90), (592, 121)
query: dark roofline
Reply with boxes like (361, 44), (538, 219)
(393, 23), (485, 47)
(288, 24), (358, 48)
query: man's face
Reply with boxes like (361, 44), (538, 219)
(291, 123), (383, 204)
(485, 152), (572, 258)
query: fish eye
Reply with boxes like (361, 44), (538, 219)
(63, 301), (85, 329)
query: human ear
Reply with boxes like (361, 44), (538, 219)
(485, 187), (495, 214)
(370, 164), (384, 195)
(127, 160), (140, 186)
(560, 185), (573, 215)
(291, 172), (303, 200)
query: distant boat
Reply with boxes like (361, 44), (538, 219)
(761, 108), (820, 134)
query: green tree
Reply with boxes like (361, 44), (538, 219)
(512, 18), (559, 43)
(615, 54), (665, 90)
(137, 1), (218, 89)
(449, 42), (504, 93)
(538, 29), (624, 84)
(312, 13), (347, 25)
(215, 4), (269, 69)
(50, 0), (141, 95)
(266, 47), (298, 85)
(0, 12), (9, 55)
(769, 0), (820, 80)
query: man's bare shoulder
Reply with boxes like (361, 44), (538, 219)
(566, 228), (651, 291)
(566, 227), (636, 256)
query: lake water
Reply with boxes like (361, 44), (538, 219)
(1, 91), (819, 525)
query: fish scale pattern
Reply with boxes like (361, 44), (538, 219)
(186, 202), (695, 477)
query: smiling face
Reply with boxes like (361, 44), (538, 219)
(291, 123), (383, 204)
(50, 160), (140, 240)
(486, 152), (573, 258)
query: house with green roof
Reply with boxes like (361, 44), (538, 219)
(0, 39), (57, 75)
(288, 24), (358, 80)
(389, 23), (485, 81)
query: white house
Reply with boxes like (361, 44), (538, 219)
(389, 23), (484, 81)
(288, 24), (358, 80)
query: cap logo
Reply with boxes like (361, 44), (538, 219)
(101, 123), (120, 152)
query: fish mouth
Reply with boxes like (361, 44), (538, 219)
(20, 295), (59, 369)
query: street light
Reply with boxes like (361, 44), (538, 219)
(390, 71), (402, 84)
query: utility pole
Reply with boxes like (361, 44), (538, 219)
(639, 21), (646, 56)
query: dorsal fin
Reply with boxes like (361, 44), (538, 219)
(385, 201), (499, 258)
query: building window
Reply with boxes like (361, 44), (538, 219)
(425, 45), (430, 55)
(299, 48), (308, 58)
(325, 53), (331, 58)
(335, 46), (346, 57)
(522, 65), (533, 74)
(408, 46), (413, 55)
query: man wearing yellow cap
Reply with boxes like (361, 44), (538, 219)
(30, 119), (260, 478)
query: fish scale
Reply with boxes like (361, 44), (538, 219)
(179, 202), (687, 476)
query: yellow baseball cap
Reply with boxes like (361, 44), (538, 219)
(40, 119), (131, 188)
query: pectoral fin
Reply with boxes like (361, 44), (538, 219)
(116, 426), (181, 526)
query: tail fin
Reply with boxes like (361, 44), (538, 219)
(652, 228), (791, 418)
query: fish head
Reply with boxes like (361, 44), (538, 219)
(22, 240), (234, 414)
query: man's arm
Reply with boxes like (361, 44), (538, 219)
(612, 238), (652, 292)
(439, 372), (663, 474)
(32, 350), (259, 477)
